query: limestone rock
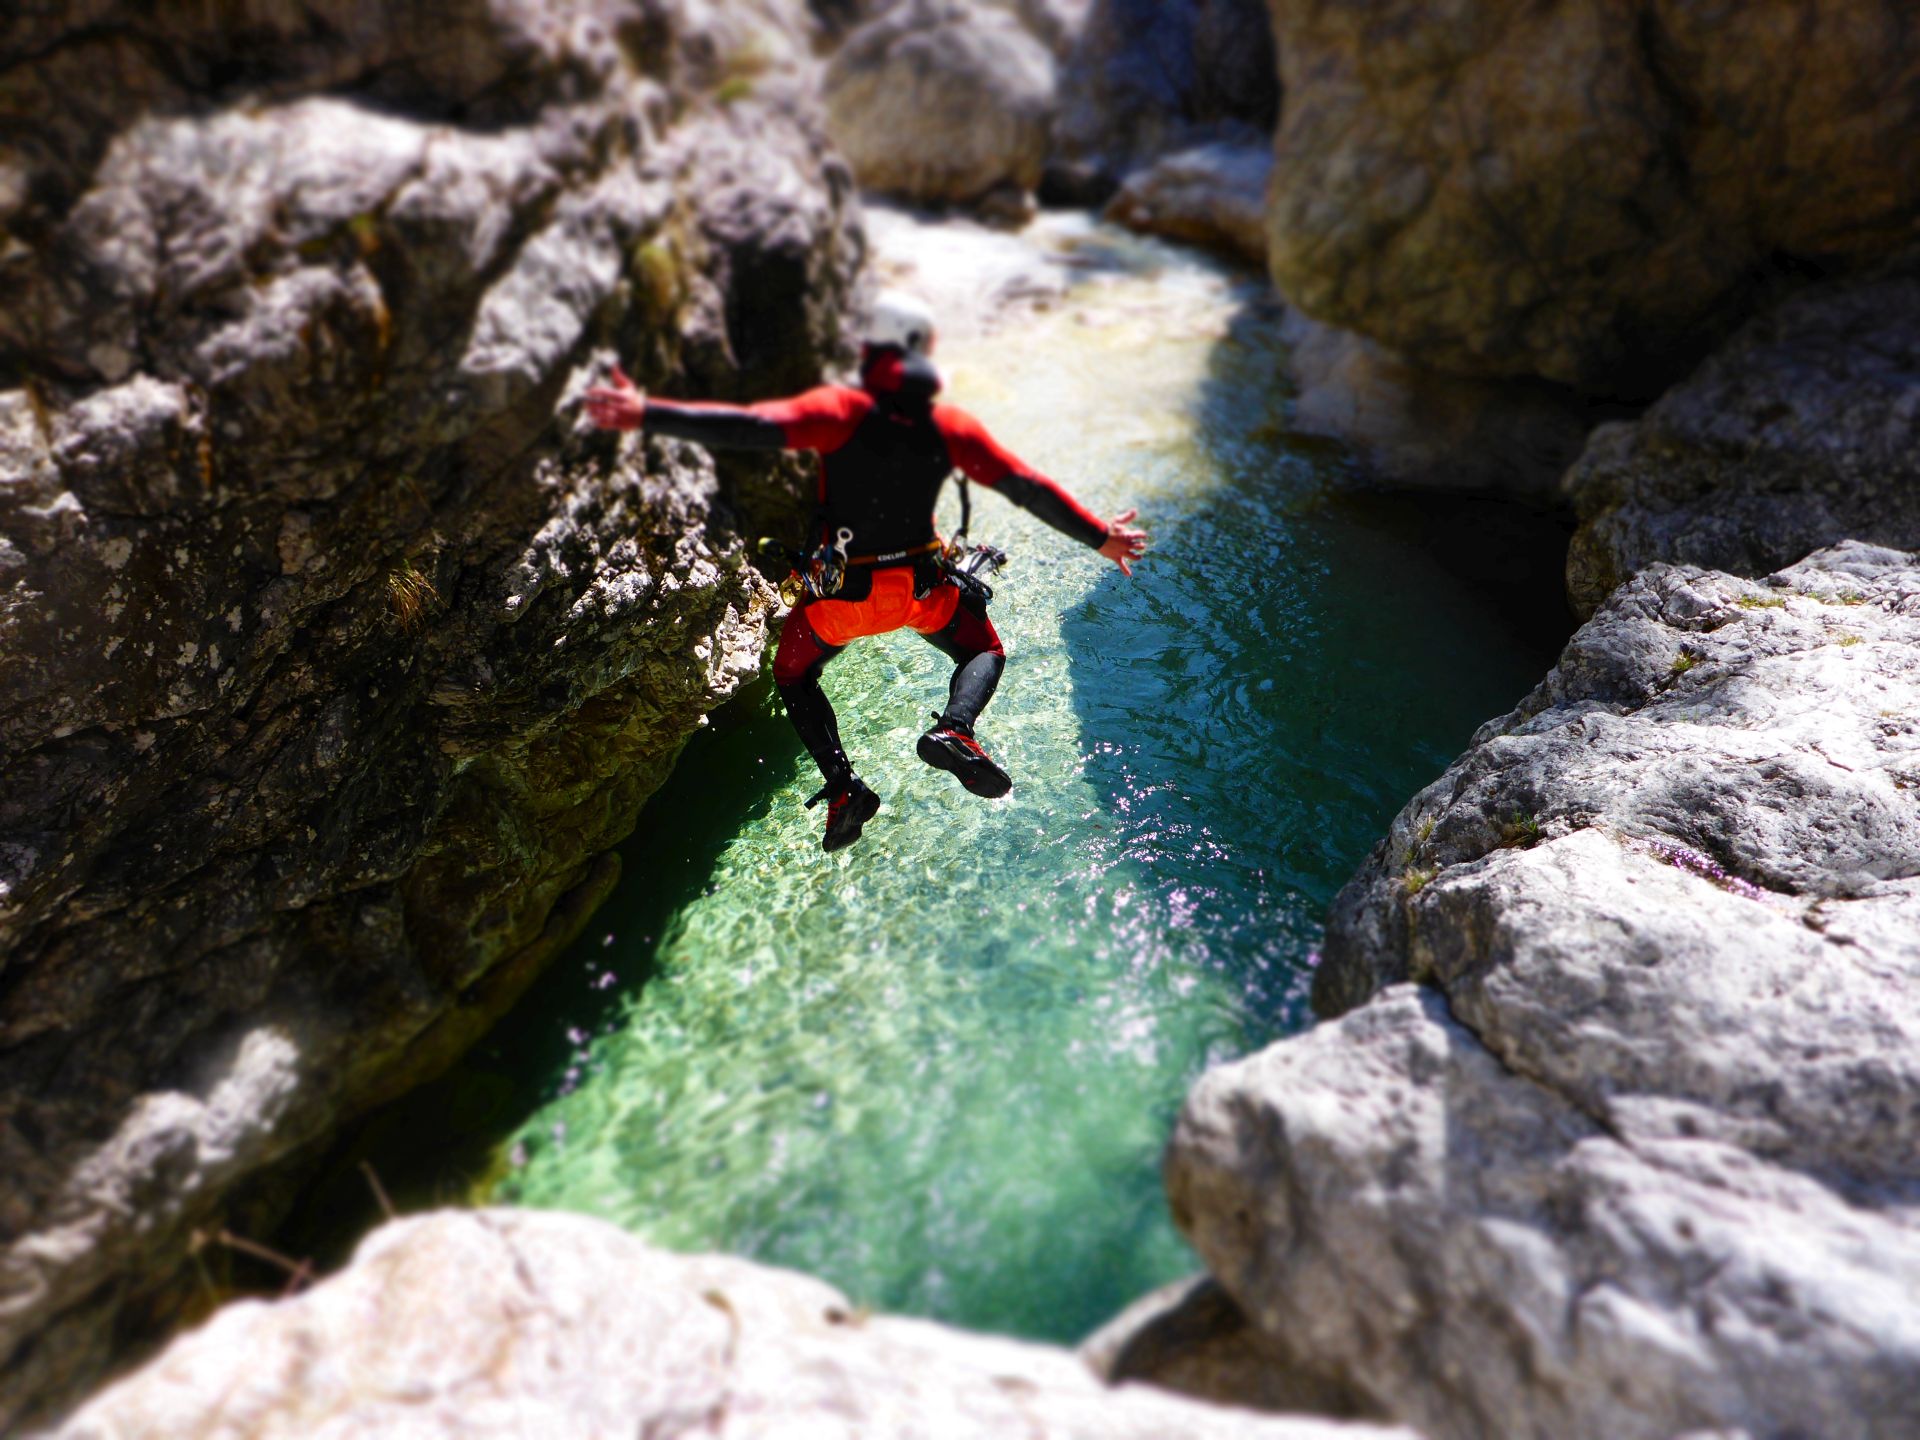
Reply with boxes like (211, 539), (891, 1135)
(825, 0), (1057, 208)
(52, 1208), (1425, 1440)
(0, 2), (859, 1425)
(1263, 0), (1920, 389)
(1194, 542), (1920, 1437)
(1052, 0), (1277, 191)
(1170, 985), (1920, 1440)
(1103, 141), (1271, 267)
(1566, 273), (1920, 615)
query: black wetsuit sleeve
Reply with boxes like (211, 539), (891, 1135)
(935, 405), (1110, 549)
(644, 401), (788, 451)
(644, 387), (867, 454)
(993, 473), (1111, 549)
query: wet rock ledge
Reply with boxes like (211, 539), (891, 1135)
(0, 0), (857, 1425)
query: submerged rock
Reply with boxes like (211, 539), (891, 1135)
(1262, 0), (1920, 389)
(1277, 308), (1601, 499)
(0, 1), (858, 1425)
(1169, 542), (1920, 1437)
(1567, 273), (1920, 614)
(52, 1208), (1425, 1440)
(1102, 141), (1271, 267)
(824, 0), (1057, 211)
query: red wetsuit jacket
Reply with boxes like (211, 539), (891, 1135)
(642, 382), (1109, 560)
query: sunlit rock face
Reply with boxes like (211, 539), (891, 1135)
(1566, 273), (1920, 615)
(0, 1), (859, 1424)
(1263, 0), (1920, 390)
(52, 1209), (1428, 1440)
(1168, 542), (1920, 1438)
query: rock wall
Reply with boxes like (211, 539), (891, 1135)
(1567, 272), (1920, 614)
(1262, 0), (1920, 390)
(1170, 541), (1920, 1438)
(0, 2), (860, 1426)
(50, 1208), (1424, 1440)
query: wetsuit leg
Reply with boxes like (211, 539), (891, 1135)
(772, 605), (851, 783)
(920, 595), (1006, 732)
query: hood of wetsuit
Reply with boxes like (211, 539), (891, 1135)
(860, 344), (942, 406)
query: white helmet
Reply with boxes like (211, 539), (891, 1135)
(866, 290), (937, 356)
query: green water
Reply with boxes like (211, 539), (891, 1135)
(464, 217), (1570, 1340)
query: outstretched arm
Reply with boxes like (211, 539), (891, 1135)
(584, 365), (866, 453)
(936, 405), (1149, 576)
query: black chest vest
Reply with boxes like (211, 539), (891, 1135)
(820, 399), (953, 558)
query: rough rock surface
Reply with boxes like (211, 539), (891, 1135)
(1169, 543), (1920, 1439)
(824, 0), (1056, 209)
(1567, 273), (1920, 614)
(51, 1208), (1425, 1440)
(1263, 0), (1920, 389)
(1103, 141), (1271, 267)
(1052, 0), (1277, 192)
(0, 2), (859, 1426)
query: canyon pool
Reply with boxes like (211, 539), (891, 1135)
(340, 211), (1572, 1343)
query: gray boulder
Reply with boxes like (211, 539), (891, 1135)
(1567, 273), (1920, 615)
(51, 1208), (1425, 1440)
(1172, 542), (1920, 1438)
(824, 0), (1057, 210)
(0, 1), (859, 1426)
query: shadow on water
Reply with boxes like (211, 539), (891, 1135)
(278, 680), (795, 1268)
(1058, 289), (1576, 1043)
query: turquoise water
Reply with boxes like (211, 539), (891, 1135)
(465, 218), (1569, 1340)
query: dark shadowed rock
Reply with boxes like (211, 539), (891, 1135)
(1566, 273), (1920, 615)
(1082, 1274), (1381, 1419)
(1053, 0), (1277, 188)
(0, 1), (859, 1425)
(1186, 543), (1920, 1438)
(1262, 0), (1920, 389)
(1278, 309), (1604, 498)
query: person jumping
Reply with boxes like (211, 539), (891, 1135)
(584, 292), (1147, 853)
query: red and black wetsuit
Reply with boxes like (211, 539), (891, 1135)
(643, 352), (1108, 790)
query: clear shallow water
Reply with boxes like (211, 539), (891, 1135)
(330, 215), (1571, 1341)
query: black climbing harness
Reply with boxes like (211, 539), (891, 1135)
(760, 476), (1008, 608)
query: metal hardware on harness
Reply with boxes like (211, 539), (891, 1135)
(940, 538), (1007, 606)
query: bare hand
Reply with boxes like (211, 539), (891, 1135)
(584, 363), (646, 431)
(1099, 507), (1148, 577)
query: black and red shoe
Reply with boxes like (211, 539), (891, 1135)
(805, 775), (881, 852)
(916, 714), (1012, 799)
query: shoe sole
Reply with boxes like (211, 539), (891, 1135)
(822, 788), (881, 852)
(917, 733), (1013, 799)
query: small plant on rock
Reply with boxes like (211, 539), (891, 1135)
(1402, 865), (1437, 896)
(1500, 812), (1544, 847)
(386, 558), (438, 632)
